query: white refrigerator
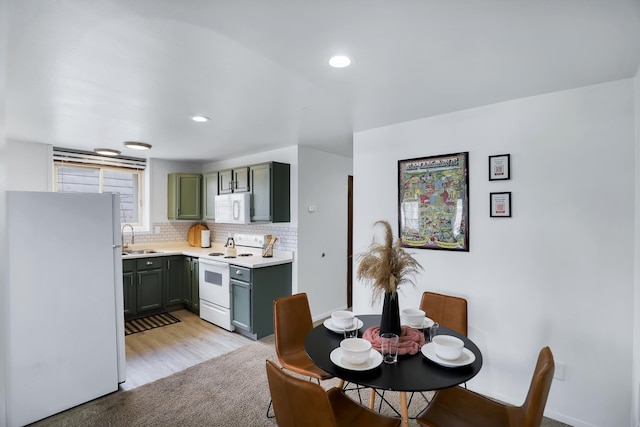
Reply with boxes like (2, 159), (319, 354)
(6, 191), (126, 427)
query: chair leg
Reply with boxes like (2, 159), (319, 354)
(341, 381), (366, 404)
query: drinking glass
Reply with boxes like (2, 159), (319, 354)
(425, 322), (439, 343)
(380, 332), (399, 364)
(343, 317), (359, 339)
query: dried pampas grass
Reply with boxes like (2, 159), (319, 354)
(356, 220), (423, 303)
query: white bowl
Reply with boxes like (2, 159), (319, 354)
(401, 308), (425, 326)
(432, 335), (464, 360)
(340, 338), (372, 365)
(331, 310), (355, 329)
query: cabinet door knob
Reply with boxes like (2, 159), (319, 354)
(236, 270), (242, 275)
(147, 261), (153, 266)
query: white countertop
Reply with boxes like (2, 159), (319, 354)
(121, 242), (293, 268)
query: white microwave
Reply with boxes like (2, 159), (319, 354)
(214, 193), (251, 224)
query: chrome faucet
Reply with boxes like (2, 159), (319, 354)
(122, 224), (134, 249)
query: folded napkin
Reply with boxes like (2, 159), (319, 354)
(362, 325), (425, 356)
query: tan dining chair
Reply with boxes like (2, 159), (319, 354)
(266, 359), (401, 427)
(416, 346), (555, 427)
(419, 291), (468, 336)
(268, 293), (343, 417)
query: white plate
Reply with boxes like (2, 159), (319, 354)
(421, 342), (476, 368)
(323, 318), (364, 334)
(401, 316), (435, 329)
(330, 348), (383, 371)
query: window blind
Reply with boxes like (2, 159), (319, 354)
(53, 147), (146, 170)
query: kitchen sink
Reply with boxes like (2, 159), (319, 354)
(122, 249), (158, 255)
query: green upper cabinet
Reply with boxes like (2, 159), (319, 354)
(218, 167), (249, 194)
(202, 172), (219, 220)
(168, 173), (202, 220)
(250, 162), (290, 223)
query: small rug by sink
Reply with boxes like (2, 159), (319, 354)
(125, 312), (181, 336)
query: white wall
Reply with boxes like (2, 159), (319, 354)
(353, 79), (635, 427)
(5, 140), (50, 191)
(297, 146), (352, 319)
(633, 66), (640, 427)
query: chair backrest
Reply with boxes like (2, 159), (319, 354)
(273, 293), (314, 364)
(520, 346), (555, 427)
(265, 359), (337, 427)
(419, 291), (468, 336)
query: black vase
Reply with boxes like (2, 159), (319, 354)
(380, 291), (401, 336)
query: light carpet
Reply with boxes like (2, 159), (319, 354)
(31, 335), (570, 426)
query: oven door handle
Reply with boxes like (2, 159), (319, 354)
(199, 258), (229, 268)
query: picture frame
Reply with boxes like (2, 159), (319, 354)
(488, 154), (510, 181)
(398, 152), (469, 251)
(490, 192), (511, 217)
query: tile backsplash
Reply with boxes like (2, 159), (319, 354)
(131, 222), (297, 252)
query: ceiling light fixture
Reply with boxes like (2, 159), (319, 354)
(123, 141), (152, 150)
(94, 148), (121, 156)
(191, 115), (210, 122)
(328, 55), (352, 68)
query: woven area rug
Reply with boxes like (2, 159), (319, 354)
(124, 312), (181, 336)
(31, 335), (570, 427)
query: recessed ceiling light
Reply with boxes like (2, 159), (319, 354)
(94, 148), (121, 156)
(123, 141), (152, 150)
(328, 55), (352, 68)
(191, 115), (210, 122)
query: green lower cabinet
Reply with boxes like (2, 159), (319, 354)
(231, 262), (292, 340)
(165, 256), (185, 307)
(122, 255), (201, 321)
(186, 257), (199, 314)
(231, 280), (251, 331)
(123, 257), (166, 320)
(123, 260), (135, 316)
(137, 269), (163, 312)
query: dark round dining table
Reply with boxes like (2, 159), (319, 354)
(304, 314), (483, 426)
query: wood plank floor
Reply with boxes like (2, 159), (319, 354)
(121, 309), (253, 391)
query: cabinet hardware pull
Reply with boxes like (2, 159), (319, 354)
(147, 261), (153, 266)
(236, 270), (242, 275)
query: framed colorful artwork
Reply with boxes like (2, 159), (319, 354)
(398, 152), (469, 251)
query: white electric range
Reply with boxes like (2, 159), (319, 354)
(198, 234), (267, 331)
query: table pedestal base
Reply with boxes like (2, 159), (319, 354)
(369, 389), (410, 427)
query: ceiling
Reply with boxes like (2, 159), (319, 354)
(6, 0), (640, 161)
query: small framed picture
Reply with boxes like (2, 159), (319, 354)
(490, 192), (511, 217)
(489, 154), (510, 181)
